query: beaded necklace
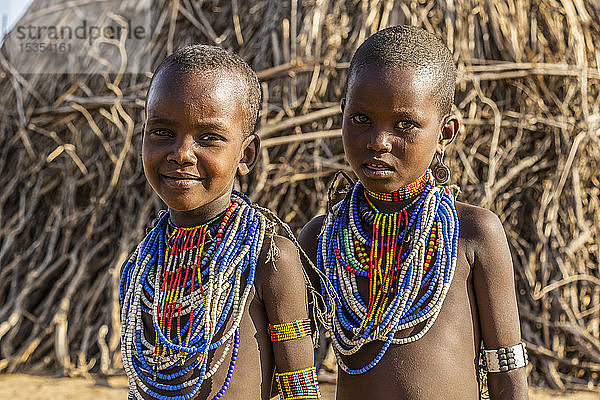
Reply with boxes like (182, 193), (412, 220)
(364, 170), (429, 202)
(317, 170), (459, 375)
(120, 192), (266, 400)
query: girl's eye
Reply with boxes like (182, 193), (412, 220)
(395, 121), (416, 131)
(197, 134), (225, 144)
(350, 114), (370, 125)
(149, 128), (173, 137)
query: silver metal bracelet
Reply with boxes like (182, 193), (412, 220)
(480, 342), (528, 373)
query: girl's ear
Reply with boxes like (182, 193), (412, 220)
(437, 115), (459, 152)
(238, 134), (260, 176)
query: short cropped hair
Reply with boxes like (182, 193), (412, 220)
(348, 26), (456, 116)
(150, 44), (261, 136)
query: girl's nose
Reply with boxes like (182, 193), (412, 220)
(367, 130), (393, 152)
(167, 136), (197, 165)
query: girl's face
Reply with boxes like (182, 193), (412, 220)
(142, 67), (257, 227)
(341, 64), (457, 194)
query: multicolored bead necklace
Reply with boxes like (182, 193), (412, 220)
(364, 170), (430, 202)
(317, 170), (459, 375)
(120, 192), (266, 399)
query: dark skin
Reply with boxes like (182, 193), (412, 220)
(133, 66), (315, 399)
(299, 64), (528, 399)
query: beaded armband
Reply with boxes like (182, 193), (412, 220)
(269, 319), (312, 342)
(275, 367), (321, 399)
(481, 342), (529, 373)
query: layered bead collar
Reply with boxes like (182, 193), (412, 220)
(364, 170), (432, 202)
(316, 169), (459, 375)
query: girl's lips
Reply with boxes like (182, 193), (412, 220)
(161, 175), (203, 188)
(362, 163), (394, 177)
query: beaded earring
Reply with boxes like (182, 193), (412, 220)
(433, 151), (451, 185)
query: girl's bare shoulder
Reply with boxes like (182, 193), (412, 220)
(454, 201), (508, 265)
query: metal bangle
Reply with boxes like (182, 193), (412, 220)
(481, 342), (528, 373)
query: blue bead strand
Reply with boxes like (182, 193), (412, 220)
(120, 193), (266, 399)
(316, 171), (459, 374)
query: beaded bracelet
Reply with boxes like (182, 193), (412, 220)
(275, 366), (321, 399)
(269, 319), (312, 342)
(481, 342), (529, 373)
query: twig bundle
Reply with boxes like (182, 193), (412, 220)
(0, 0), (598, 390)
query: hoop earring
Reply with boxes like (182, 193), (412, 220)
(433, 151), (450, 185)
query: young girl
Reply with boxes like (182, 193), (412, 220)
(299, 26), (528, 400)
(120, 44), (321, 400)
